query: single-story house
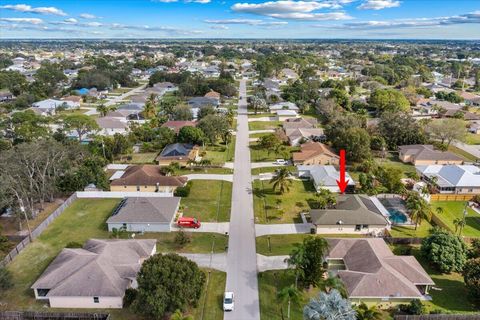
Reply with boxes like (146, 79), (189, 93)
(61, 95), (82, 108)
(161, 120), (196, 134)
(262, 78), (280, 92)
(327, 238), (434, 303)
(281, 68), (299, 80)
(310, 194), (390, 235)
(293, 142), (339, 166)
(459, 91), (480, 106)
(110, 164), (187, 193)
(469, 122), (480, 134)
(156, 143), (200, 167)
(95, 117), (129, 136)
(285, 128), (325, 146)
(31, 239), (156, 308)
(107, 197), (180, 232)
(153, 81), (178, 92)
(282, 117), (318, 130)
(204, 90), (221, 100)
(32, 99), (76, 110)
(398, 144), (464, 165)
(187, 97), (219, 118)
(117, 102), (145, 112)
(0, 90), (15, 102)
(275, 110), (298, 121)
(298, 165), (355, 193)
(416, 164), (480, 194)
(269, 101), (299, 113)
(106, 109), (144, 121)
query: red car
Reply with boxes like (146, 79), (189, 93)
(177, 217), (201, 229)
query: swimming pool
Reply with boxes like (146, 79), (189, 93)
(387, 208), (408, 224)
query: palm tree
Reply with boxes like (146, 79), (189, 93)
(170, 309), (193, 320)
(319, 276), (348, 298)
(277, 285), (300, 319)
(355, 302), (382, 320)
(96, 104), (117, 117)
(435, 207), (444, 215)
(270, 168), (292, 194)
(453, 217), (466, 235)
(406, 192), (432, 230)
(143, 93), (158, 119)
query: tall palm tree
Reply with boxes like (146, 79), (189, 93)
(277, 285), (300, 319)
(143, 93), (158, 119)
(406, 192), (432, 230)
(319, 276), (348, 298)
(270, 168), (292, 194)
(453, 217), (466, 235)
(435, 207), (444, 215)
(96, 104), (117, 117)
(355, 302), (383, 320)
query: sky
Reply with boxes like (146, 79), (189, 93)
(0, 0), (479, 39)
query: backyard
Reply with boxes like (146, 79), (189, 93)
(253, 179), (316, 224)
(250, 142), (299, 162)
(181, 180), (232, 222)
(118, 152), (158, 164)
(248, 120), (283, 131)
(430, 201), (480, 237)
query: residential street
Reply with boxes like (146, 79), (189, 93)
(453, 142), (480, 160)
(224, 79), (261, 320)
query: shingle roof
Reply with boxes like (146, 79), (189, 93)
(298, 165), (354, 188)
(310, 194), (389, 226)
(110, 165), (187, 187)
(327, 238), (434, 299)
(399, 145), (463, 162)
(416, 164), (480, 187)
(293, 142), (338, 162)
(107, 197), (180, 224)
(282, 117), (318, 130)
(31, 239), (156, 297)
(285, 128), (324, 141)
(160, 143), (194, 157)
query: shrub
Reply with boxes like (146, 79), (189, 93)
(65, 241), (83, 248)
(174, 230), (191, 247)
(174, 181), (192, 197)
(421, 227), (467, 273)
(399, 299), (425, 315)
(0, 267), (13, 290)
(463, 258), (480, 305)
(123, 288), (137, 308)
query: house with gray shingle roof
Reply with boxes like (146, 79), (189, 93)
(107, 197), (180, 232)
(310, 194), (390, 235)
(416, 164), (480, 194)
(327, 238), (434, 303)
(399, 145), (464, 165)
(31, 239), (156, 309)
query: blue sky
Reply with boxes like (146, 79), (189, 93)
(0, 0), (479, 39)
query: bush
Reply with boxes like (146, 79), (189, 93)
(421, 227), (467, 273)
(174, 230), (191, 247)
(0, 267), (13, 290)
(174, 181), (192, 197)
(399, 299), (425, 315)
(65, 241), (83, 248)
(392, 245), (412, 256)
(463, 258), (480, 305)
(123, 288), (137, 308)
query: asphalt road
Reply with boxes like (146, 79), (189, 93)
(224, 79), (261, 320)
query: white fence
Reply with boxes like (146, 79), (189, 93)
(76, 191), (173, 198)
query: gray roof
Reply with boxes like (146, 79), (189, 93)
(298, 165), (354, 188)
(188, 97), (219, 108)
(416, 164), (480, 187)
(311, 194), (389, 226)
(282, 117), (318, 130)
(31, 239), (156, 297)
(107, 197), (180, 224)
(160, 143), (194, 157)
(327, 238), (434, 299)
(117, 102), (144, 111)
(399, 144), (463, 162)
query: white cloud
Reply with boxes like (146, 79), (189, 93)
(79, 13), (98, 19)
(64, 18), (78, 24)
(0, 17), (44, 24)
(187, 0), (211, 3)
(205, 18), (288, 25)
(357, 0), (400, 10)
(85, 22), (103, 27)
(0, 4), (66, 16)
(269, 12), (351, 20)
(210, 25), (229, 30)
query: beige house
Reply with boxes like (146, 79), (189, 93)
(398, 144), (463, 165)
(310, 195), (390, 235)
(327, 238), (434, 304)
(292, 141), (339, 165)
(156, 143), (200, 167)
(31, 239), (156, 308)
(110, 165), (187, 192)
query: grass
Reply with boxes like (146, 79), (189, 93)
(117, 152), (158, 164)
(374, 154), (417, 177)
(259, 270), (320, 320)
(181, 180), (232, 222)
(248, 113), (276, 118)
(176, 167), (233, 175)
(256, 234), (366, 256)
(253, 179), (316, 224)
(201, 138), (235, 165)
(57, 108), (89, 116)
(448, 145), (479, 162)
(389, 220), (434, 238)
(250, 143), (299, 162)
(392, 245), (478, 314)
(248, 121), (283, 131)
(466, 133), (480, 145)
(252, 166), (296, 175)
(431, 201), (480, 237)
(192, 270), (226, 320)
(136, 232), (228, 253)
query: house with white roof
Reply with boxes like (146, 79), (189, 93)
(298, 165), (355, 193)
(269, 101), (299, 113)
(416, 164), (480, 194)
(32, 99), (77, 110)
(275, 109), (299, 121)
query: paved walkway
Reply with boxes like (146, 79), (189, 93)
(184, 174), (233, 182)
(224, 79), (261, 320)
(453, 142), (480, 160)
(180, 253), (227, 272)
(255, 223), (312, 236)
(256, 254), (289, 272)
(251, 162), (286, 169)
(247, 117), (276, 122)
(171, 222), (229, 234)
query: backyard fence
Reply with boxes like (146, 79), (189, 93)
(395, 315), (480, 320)
(0, 193), (78, 267)
(0, 311), (110, 320)
(430, 194), (475, 202)
(76, 191), (173, 198)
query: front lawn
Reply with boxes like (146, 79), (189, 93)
(466, 133), (480, 145)
(252, 166), (296, 175)
(201, 138), (235, 165)
(176, 167), (233, 175)
(192, 269), (226, 320)
(181, 180), (232, 222)
(431, 201), (480, 237)
(118, 152), (158, 164)
(253, 179), (315, 224)
(248, 120), (282, 131)
(250, 143), (299, 162)
(448, 145), (478, 162)
(137, 232), (228, 253)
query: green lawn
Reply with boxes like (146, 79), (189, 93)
(192, 270), (226, 320)
(248, 121), (283, 131)
(253, 179), (316, 224)
(202, 139), (235, 165)
(374, 154), (417, 177)
(252, 166), (296, 175)
(466, 133), (480, 145)
(57, 108), (89, 116)
(118, 152), (158, 164)
(448, 145), (479, 162)
(389, 220), (434, 238)
(250, 143), (299, 162)
(136, 232), (228, 253)
(256, 234), (367, 256)
(431, 201), (480, 237)
(249, 132), (273, 138)
(259, 270), (320, 320)
(248, 113), (276, 118)
(181, 180), (232, 222)
(392, 245), (478, 314)
(176, 167), (233, 175)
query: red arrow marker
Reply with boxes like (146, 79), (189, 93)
(336, 149), (349, 194)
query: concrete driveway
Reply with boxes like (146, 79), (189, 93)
(255, 223), (312, 236)
(256, 254), (289, 272)
(249, 129), (275, 135)
(184, 174), (233, 182)
(171, 222), (229, 234)
(251, 162), (287, 169)
(180, 253), (227, 272)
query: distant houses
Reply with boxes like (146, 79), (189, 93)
(398, 145), (464, 165)
(293, 142), (339, 166)
(416, 164), (480, 194)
